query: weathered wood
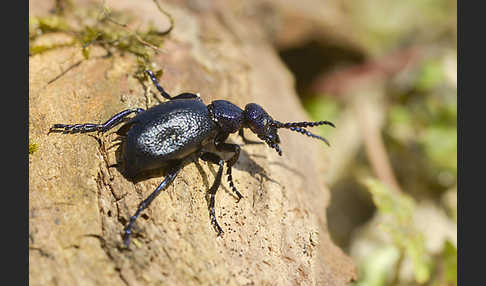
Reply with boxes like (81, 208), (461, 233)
(29, 0), (356, 285)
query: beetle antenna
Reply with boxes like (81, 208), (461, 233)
(272, 120), (335, 129)
(290, 127), (331, 146)
(273, 120), (334, 146)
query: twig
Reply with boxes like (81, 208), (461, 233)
(97, 0), (174, 53)
(47, 60), (83, 85)
(353, 87), (402, 193)
(152, 0), (174, 36)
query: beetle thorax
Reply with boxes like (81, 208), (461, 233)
(208, 100), (245, 133)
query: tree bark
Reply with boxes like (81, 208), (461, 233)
(29, 0), (356, 285)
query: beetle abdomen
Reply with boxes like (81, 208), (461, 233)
(123, 100), (217, 177)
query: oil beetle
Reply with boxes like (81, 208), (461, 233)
(49, 70), (335, 246)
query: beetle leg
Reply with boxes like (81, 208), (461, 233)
(145, 70), (200, 101)
(145, 70), (173, 100)
(123, 162), (182, 247)
(199, 152), (225, 236)
(48, 108), (145, 134)
(215, 142), (243, 202)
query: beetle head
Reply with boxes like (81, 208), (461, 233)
(244, 103), (335, 156)
(244, 103), (282, 155)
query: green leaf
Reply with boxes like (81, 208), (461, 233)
(388, 105), (415, 142)
(353, 246), (400, 286)
(304, 96), (340, 122)
(416, 60), (445, 91)
(363, 178), (432, 284)
(443, 240), (457, 284)
(420, 126), (457, 172)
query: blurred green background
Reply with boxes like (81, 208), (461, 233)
(277, 0), (457, 285)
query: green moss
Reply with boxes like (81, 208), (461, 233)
(29, 143), (38, 155)
(29, 15), (69, 39)
(29, 1), (173, 74)
(30, 37), (76, 56)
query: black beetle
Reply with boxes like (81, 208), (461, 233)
(49, 70), (335, 246)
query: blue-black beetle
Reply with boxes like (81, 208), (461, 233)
(49, 70), (335, 246)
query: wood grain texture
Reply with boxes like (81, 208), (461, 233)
(29, 0), (356, 285)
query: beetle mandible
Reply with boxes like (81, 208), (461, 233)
(49, 70), (335, 246)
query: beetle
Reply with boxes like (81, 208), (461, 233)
(49, 70), (335, 246)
